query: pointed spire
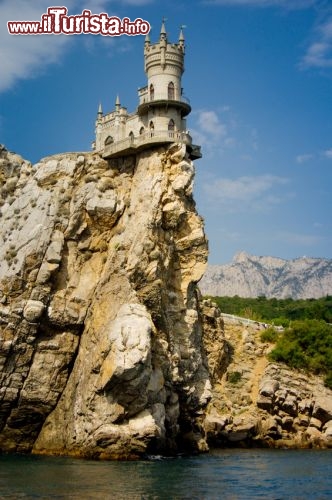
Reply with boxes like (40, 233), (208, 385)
(160, 17), (167, 41)
(145, 32), (150, 45)
(179, 25), (185, 43)
(97, 102), (103, 118)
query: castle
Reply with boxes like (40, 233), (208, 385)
(93, 20), (201, 161)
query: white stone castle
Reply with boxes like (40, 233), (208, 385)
(93, 20), (201, 161)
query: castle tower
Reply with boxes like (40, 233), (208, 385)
(137, 21), (191, 127)
(94, 21), (201, 160)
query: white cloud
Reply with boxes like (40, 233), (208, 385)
(296, 150), (332, 163)
(191, 108), (261, 160)
(301, 17), (332, 68)
(0, 0), (140, 93)
(0, 0), (74, 92)
(197, 110), (227, 138)
(323, 148), (332, 159)
(203, 174), (289, 212)
(296, 153), (314, 164)
(191, 108), (238, 155)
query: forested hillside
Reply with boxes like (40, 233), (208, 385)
(206, 295), (332, 325)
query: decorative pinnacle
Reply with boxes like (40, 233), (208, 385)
(97, 102), (103, 115)
(160, 17), (167, 39)
(115, 95), (120, 109)
(179, 25), (186, 42)
(145, 32), (150, 44)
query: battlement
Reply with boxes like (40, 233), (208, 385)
(144, 42), (185, 74)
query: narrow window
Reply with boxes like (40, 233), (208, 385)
(168, 119), (175, 138)
(149, 121), (154, 137)
(168, 82), (175, 100)
(129, 131), (134, 142)
(150, 84), (154, 101)
(168, 119), (175, 131)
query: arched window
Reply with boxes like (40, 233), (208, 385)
(129, 131), (134, 142)
(168, 82), (175, 100)
(149, 121), (154, 137)
(104, 135), (113, 145)
(168, 119), (175, 131)
(139, 126), (145, 135)
(150, 84), (154, 101)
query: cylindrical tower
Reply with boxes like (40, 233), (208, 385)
(138, 21), (191, 118)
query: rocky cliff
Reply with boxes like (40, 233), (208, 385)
(202, 300), (332, 449)
(200, 251), (332, 299)
(1, 145), (331, 459)
(0, 143), (210, 458)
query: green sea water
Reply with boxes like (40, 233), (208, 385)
(0, 449), (331, 499)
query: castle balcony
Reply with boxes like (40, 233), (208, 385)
(102, 129), (201, 160)
(137, 93), (191, 117)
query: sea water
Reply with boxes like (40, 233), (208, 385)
(0, 449), (331, 499)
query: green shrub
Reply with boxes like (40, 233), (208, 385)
(269, 319), (332, 388)
(272, 317), (290, 327)
(227, 371), (242, 384)
(260, 327), (279, 343)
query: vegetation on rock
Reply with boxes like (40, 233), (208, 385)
(206, 295), (332, 325)
(206, 295), (332, 389)
(268, 320), (332, 389)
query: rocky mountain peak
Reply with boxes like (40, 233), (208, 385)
(233, 251), (251, 263)
(200, 253), (332, 299)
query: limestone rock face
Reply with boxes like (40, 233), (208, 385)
(0, 144), (209, 458)
(203, 312), (332, 449)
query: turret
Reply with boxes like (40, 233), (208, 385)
(144, 32), (150, 47)
(115, 95), (120, 112)
(97, 102), (103, 120)
(160, 18), (167, 42)
(139, 19), (191, 117)
(178, 25), (185, 50)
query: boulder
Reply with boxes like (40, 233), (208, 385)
(312, 397), (332, 424)
(23, 300), (45, 322)
(259, 379), (279, 398)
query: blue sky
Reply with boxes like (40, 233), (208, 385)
(1, 0), (331, 264)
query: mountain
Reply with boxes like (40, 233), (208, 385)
(199, 251), (332, 299)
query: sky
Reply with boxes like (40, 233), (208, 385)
(0, 0), (331, 264)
